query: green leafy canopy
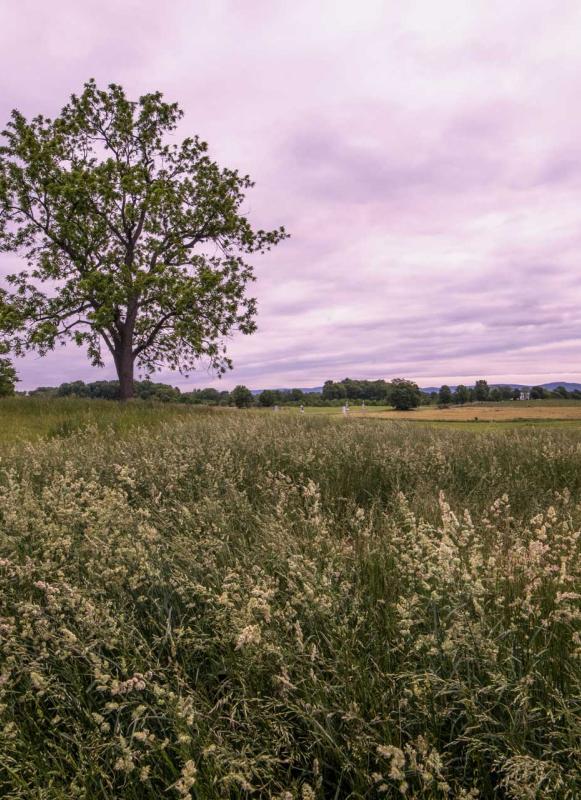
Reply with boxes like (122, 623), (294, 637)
(0, 80), (287, 393)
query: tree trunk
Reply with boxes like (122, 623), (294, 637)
(115, 345), (135, 401)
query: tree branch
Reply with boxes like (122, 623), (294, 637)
(132, 310), (176, 357)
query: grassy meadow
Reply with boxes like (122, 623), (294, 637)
(0, 400), (580, 798)
(272, 401), (581, 427)
(0, 397), (198, 446)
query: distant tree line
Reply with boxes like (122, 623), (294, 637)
(27, 380), (230, 405)
(434, 379), (581, 405)
(6, 375), (581, 408)
(258, 378), (423, 410)
(17, 377), (424, 410)
(322, 378), (394, 401)
(435, 380), (517, 405)
(528, 385), (581, 400)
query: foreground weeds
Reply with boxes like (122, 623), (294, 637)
(0, 413), (580, 798)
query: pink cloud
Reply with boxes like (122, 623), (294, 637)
(2, 1), (581, 390)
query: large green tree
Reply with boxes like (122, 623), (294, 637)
(474, 379), (490, 402)
(258, 389), (277, 407)
(438, 384), (452, 405)
(0, 81), (286, 399)
(231, 384), (254, 408)
(454, 384), (470, 404)
(389, 378), (421, 411)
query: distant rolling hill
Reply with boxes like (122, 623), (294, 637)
(540, 382), (581, 391)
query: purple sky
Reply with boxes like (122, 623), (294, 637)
(2, 0), (581, 390)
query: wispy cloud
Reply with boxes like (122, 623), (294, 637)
(2, 0), (581, 389)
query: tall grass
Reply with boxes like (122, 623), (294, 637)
(0, 412), (579, 798)
(0, 397), (201, 445)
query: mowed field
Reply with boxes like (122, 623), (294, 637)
(366, 400), (581, 423)
(273, 399), (581, 426)
(271, 400), (581, 427)
(0, 399), (580, 798)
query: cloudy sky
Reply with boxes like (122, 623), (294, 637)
(2, 0), (581, 390)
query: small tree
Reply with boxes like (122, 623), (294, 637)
(231, 385), (254, 408)
(390, 378), (421, 411)
(474, 379), (490, 401)
(0, 81), (287, 399)
(454, 384), (470, 404)
(0, 348), (17, 396)
(438, 384), (452, 405)
(258, 389), (276, 407)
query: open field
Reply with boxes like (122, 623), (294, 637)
(365, 400), (581, 424)
(0, 403), (579, 798)
(271, 400), (581, 427)
(283, 404), (394, 417)
(2, 399), (581, 446)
